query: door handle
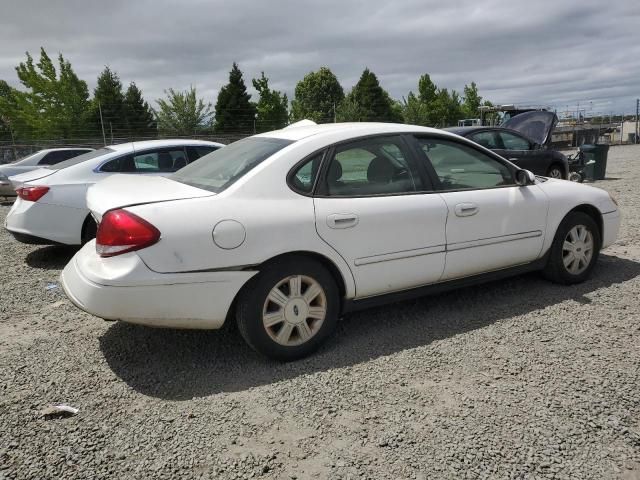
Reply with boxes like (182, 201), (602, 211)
(508, 158), (519, 161)
(454, 203), (479, 217)
(327, 213), (359, 229)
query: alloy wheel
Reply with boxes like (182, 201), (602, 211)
(562, 225), (594, 275)
(548, 168), (563, 178)
(262, 275), (327, 346)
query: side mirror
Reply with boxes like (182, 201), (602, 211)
(532, 142), (541, 150)
(515, 169), (535, 186)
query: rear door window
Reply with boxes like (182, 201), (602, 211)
(323, 136), (423, 196)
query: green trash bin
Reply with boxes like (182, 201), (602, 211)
(592, 144), (609, 180)
(579, 144), (609, 180)
(579, 144), (596, 181)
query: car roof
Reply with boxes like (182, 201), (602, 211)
(108, 139), (224, 152)
(259, 122), (452, 141)
(38, 147), (94, 153)
(443, 126), (503, 136)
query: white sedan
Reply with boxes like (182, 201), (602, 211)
(0, 148), (94, 197)
(4, 139), (222, 245)
(60, 123), (620, 360)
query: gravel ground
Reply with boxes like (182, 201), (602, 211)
(1, 145), (639, 480)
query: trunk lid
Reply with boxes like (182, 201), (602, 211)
(501, 110), (558, 146)
(87, 174), (214, 220)
(8, 168), (56, 188)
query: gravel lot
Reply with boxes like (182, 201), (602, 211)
(1, 144), (640, 480)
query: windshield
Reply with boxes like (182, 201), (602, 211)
(171, 137), (293, 192)
(47, 148), (114, 170)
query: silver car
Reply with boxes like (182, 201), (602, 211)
(0, 148), (94, 197)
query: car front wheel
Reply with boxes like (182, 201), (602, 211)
(543, 212), (601, 284)
(236, 257), (339, 361)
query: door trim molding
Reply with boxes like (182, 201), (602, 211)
(354, 244), (446, 266)
(447, 230), (542, 252)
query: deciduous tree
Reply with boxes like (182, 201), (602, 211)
(155, 87), (213, 135)
(252, 72), (288, 132)
(290, 67), (344, 123)
(10, 48), (90, 139)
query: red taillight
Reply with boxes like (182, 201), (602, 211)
(16, 186), (49, 202)
(96, 209), (160, 257)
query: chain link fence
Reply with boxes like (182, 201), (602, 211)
(0, 132), (252, 164)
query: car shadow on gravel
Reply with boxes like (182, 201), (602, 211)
(25, 245), (79, 270)
(99, 253), (640, 400)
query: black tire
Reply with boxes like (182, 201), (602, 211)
(81, 215), (97, 245)
(547, 164), (564, 179)
(542, 212), (601, 284)
(236, 256), (340, 361)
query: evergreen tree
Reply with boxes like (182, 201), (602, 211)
(252, 72), (288, 132)
(155, 87), (213, 135)
(0, 80), (18, 141)
(417, 74), (437, 104)
(339, 68), (397, 122)
(90, 67), (126, 138)
(11, 48), (90, 139)
(123, 82), (156, 138)
(290, 67), (344, 123)
(214, 63), (255, 133)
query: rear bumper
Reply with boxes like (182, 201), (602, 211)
(0, 181), (15, 196)
(61, 242), (258, 329)
(601, 210), (621, 250)
(4, 197), (86, 245)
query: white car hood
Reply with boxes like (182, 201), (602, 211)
(87, 174), (215, 218)
(8, 168), (56, 187)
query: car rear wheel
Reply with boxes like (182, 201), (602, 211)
(543, 212), (600, 284)
(236, 257), (339, 361)
(81, 215), (97, 245)
(547, 164), (564, 179)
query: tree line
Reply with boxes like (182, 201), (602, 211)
(0, 47), (492, 142)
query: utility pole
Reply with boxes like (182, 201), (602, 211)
(333, 102), (337, 123)
(634, 98), (640, 143)
(109, 122), (114, 145)
(98, 102), (106, 146)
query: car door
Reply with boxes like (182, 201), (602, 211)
(491, 130), (548, 176)
(311, 135), (448, 298)
(412, 135), (549, 281)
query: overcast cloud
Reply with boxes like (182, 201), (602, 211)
(1, 0), (639, 117)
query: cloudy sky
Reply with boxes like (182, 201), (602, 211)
(1, 0), (639, 117)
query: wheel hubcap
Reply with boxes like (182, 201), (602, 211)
(262, 275), (327, 346)
(549, 168), (562, 178)
(562, 225), (594, 275)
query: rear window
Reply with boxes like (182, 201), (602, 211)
(171, 137), (293, 192)
(48, 148), (114, 170)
